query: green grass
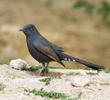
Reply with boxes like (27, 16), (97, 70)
(83, 83), (90, 87)
(73, 0), (95, 13)
(21, 65), (92, 71)
(73, 0), (110, 24)
(85, 4), (95, 13)
(98, 1), (110, 21)
(70, 92), (82, 100)
(25, 88), (82, 100)
(21, 65), (74, 72)
(21, 65), (110, 74)
(73, 0), (87, 8)
(0, 83), (5, 91)
(103, 69), (110, 73)
(97, 69), (110, 74)
(39, 77), (53, 85)
(21, 65), (42, 71)
(45, 0), (53, 7)
(83, 82), (94, 87)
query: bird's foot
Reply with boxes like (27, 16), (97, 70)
(40, 67), (49, 76)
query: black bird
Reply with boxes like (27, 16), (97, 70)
(19, 24), (104, 75)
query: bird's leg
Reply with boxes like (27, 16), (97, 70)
(41, 63), (46, 75)
(45, 63), (49, 73)
(40, 63), (49, 76)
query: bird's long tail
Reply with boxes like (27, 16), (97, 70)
(58, 52), (104, 70)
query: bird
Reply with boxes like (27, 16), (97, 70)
(19, 24), (104, 75)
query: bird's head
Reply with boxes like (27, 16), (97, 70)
(19, 24), (39, 37)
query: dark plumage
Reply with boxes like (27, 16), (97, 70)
(19, 24), (104, 75)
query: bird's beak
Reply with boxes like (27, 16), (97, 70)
(19, 28), (23, 31)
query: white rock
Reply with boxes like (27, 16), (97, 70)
(10, 59), (29, 69)
(71, 76), (90, 87)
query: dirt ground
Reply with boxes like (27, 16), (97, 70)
(0, 59), (110, 100)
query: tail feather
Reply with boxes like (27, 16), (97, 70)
(58, 52), (104, 70)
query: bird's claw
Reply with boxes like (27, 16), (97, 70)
(40, 67), (49, 76)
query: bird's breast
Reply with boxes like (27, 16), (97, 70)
(26, 38), (51, 63)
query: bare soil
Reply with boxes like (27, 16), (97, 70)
(0, 63), (110, 100)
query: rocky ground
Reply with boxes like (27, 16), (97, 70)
(0, 59), (109, 100)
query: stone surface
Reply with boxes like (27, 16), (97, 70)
(10, 59), (29, 69)
(0, 62), (110, 100)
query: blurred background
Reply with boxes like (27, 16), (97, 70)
(0, 0), (110, 69)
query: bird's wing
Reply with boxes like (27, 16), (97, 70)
(52, 44), (64, 52)
(33, 38), (60, 62)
